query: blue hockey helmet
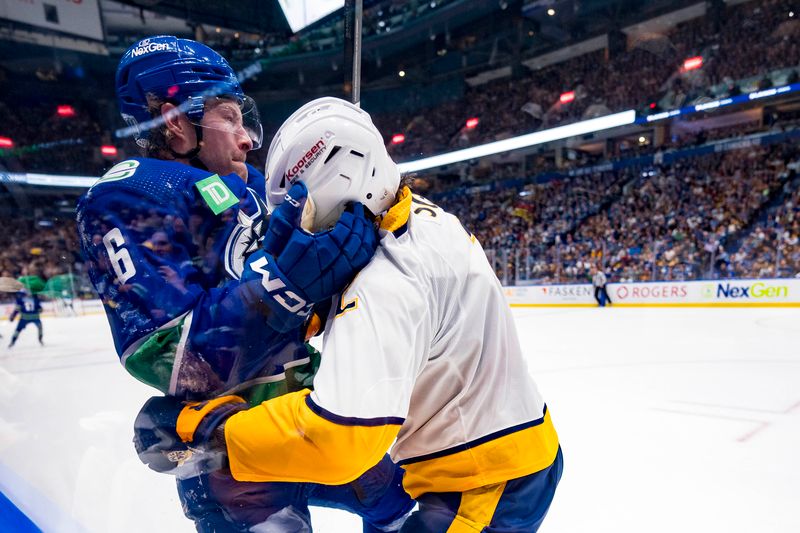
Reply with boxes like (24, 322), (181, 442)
(116, 35), (262, 149)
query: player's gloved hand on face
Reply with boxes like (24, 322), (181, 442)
(262, 181), (379, 304)
(133, 395), (247, 479)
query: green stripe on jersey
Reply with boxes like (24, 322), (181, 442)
(286, 344), (322, 390)
(231, 345), (322, 406)
(242, 381), (290, 406)
(124, 322), (183, 393)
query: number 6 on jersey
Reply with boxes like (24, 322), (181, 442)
(103, 228), (136, 285)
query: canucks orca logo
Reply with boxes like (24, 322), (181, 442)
(224, 189), (268, 279)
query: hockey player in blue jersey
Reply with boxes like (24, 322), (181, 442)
(8, 289), (43, 347)
(77, 36), (412, 532)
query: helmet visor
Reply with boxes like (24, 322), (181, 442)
(191, 95), (264, 150)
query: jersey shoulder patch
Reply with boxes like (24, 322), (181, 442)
(92, 159), (141, 188)
(87, 158), (214, 208)
(195, 174), (239, 215)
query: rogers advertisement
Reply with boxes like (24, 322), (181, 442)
(611, 282), (689, 304)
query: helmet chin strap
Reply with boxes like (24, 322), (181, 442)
(189, 153), (209, 171)
(169, 124), (207, 170)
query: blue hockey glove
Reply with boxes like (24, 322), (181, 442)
(133, 395), (247, 479)
(240, 250), (315, 332)
(262, 182), (378, 304)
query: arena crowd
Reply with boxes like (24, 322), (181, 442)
(1, 0), (798, 294)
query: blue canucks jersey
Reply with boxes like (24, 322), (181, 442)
(11, 293), (42, 322)
(76, 158), (315, 402)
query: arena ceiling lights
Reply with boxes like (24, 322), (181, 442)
(20, 81), (800, 187)
(1, 173), (96, 188)
(278, 0), (344, 33)
(639, 82), (800, 124)
(397, 109), (636, 173)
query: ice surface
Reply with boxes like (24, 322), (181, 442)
(0, 307), (798, 532)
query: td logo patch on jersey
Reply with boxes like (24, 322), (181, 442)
(196, 175), (239, 215)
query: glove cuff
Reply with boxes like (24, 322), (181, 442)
(177, 395), (247, 443)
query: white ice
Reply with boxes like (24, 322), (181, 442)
(0, 307), (798, 532)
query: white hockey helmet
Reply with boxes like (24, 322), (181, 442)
(265, 97), (401, 231)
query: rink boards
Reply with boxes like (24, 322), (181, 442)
(1, 278), (797, 320)
(504, 278), (800, 307)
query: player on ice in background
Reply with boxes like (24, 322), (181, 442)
(8, 289), (43, 347)
(59, 289), (76, 316)
(147, 97), (564, 532)
(592, 265), (611, 307)
(77, 37), (412, 532)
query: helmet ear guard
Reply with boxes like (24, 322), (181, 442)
(265, 97), (401, 232)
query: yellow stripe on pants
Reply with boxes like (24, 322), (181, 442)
(446, 481), (507, 532)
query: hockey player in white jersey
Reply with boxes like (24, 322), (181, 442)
(156, 97), (563, 531)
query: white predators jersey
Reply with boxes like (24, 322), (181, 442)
(311, 188), (559, 495)
(224, 187), (559, 497)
